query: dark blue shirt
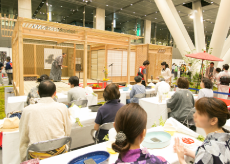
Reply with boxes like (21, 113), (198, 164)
(95, 99), (124, 125)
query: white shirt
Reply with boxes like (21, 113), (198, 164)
(161, 68), (171, 83)
(19, 97), (72, 161)
(197, 88), (214, 100)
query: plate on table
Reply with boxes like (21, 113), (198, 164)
(142, 131), (171, 149)
(68, 151), (110, 164)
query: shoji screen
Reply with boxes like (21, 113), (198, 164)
(107, 50), (122, 76)
(121, 51), (136, 76)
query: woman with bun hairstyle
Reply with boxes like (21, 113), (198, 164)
(112, 103), (168, 164)
(174, 97), (230, 164)
(26, 74), (57, 105)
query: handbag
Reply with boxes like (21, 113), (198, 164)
(7, 110), (22, 119)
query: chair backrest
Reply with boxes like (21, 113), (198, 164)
(26, 136), (72, 160)
(71, 99), (88, 107)
(133, 93), (146, 98)
(95, 122), (114, 144)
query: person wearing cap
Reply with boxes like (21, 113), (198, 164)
(158, 62), (171, 84)
(137, 60), (150, 86)
(19, 81), (71, 161)
(216, 64), (230, 99)
(5, 56), (12, 85)
(0, 117), (19, 132)
(205, 62), (216, 81)
(50, 53), (68, 82)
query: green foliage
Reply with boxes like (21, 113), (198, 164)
(152, 122), (157, 127)
(92, 93), (97, 97)
(159, 116), (166, 126)
(98, 101), (106, 105)
(75, 118), (83, 127)
(197, 135), (205, 142)
(0, 86), (6, 119)
(103, 134), (109, 141)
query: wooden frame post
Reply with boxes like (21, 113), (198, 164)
(34, 45), (37, 75)
(18, 20), (24, 95)
(83, 32), (87, 87)
(127, 38), (131, 84)
(73, 44), (76, 76)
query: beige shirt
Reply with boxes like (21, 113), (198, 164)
(161, 68), (171, 83)
(19, 97), (72, 162)
(67, 86), (87, 103)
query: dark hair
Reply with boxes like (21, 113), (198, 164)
(161, 61), (166, 66)
(37, 74), (49, 83)
(223, 64), (229, 70)
(161, 62), (168, 70)
(210, 62), (214, 65)
(195, 98), (230, 128)
(112, 103), (147, 153)
(69, 76), (79, 87)
(6, 56), (11, 61)
(143, 60), (150, 66)
(62, 53), (66, 56)
(38, 81), (56, 98)
(216, 68), (221, 73)
(177, 77), (189, 89)
(134, 76), (142, 83)
(103, 83), (120, 101)
(201, 77), (213, 89)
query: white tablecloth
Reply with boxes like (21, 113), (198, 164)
(1, 108), (97, 164)
(6, 93), (98, 115)
(40, 126), (202, 164)
(119, 88), (156, 105)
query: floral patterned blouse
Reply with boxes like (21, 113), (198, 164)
(195, 130), (230, 164)
(115, 148), (168, 164)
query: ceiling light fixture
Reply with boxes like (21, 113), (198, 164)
(155, 18), (157, 19)
(145, 15), (146, 16)
(61, 6), (62, 7)
(106, 5), (108, 6)
(121, 8), (122, 10)
(133, 12), (135, 13)
(130, 4), (133, 5)
(211, 1), (213, 3)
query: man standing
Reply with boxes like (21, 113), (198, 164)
(137, 60), (150, 86)
(174, 64), (178, 78)
(187, 63), (193, 80)
(205, 62), (216, 81)
(19, 81), (71, 161)
(0, 61), (4, 86)
(50, 53), (68, 82)
(216, 64), (230, 99)
(5, 57), (13, 85)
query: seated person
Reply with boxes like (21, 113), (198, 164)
(112, 103), (168, 164)
(67, 76), (87, 105)
(174, 97), (230, 164)
(167, 77), (194, 123)
(19, 81), (71, 162)
(155, 77), (170, 95)
(26, 74), (56, 105)
(94, 83), (124, 143)
(129, 76), (146, 104)
(197, 77), (213, 100)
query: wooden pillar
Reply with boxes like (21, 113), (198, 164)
(127, 38), (131, 84)
(73, 44), (76, 76)
(18, 21), (24, 95)
(34, 45), (37, 75)
(146, 44), (149, 82)
(83, 32), (87, 87)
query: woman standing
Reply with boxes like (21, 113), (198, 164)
(159, 62), (171, 84)
(174, 97), (230, 164)
(50, 53), (68, 82)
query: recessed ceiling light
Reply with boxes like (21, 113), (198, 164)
(81, 19), (82, 20)
(50, 4), (52, 7)
(183, 3), (185, 4)
(105, 16), (106, 17)
(179, 11), (180, 12)
(145, 15), (146, 16)
(61, 6), (62, 7)
(42, 1), (44, 3)
(155, 11), (157, 13)
(121, 8), (122, 10)
(203, 10), (204, 12)
(130, 4), (133, 5)
(155, 18), (157, 19)
(67, 16), (69, 17)
(106, 5), (108, 6)
(211, 1), (213, 3)
(133, 12), (135, 13)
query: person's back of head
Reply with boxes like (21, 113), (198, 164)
(103, 83), (120, 101)
(134, 76), (142, 83)
(201, 77), (213, 89)
(195, 97), (230, 129)
(69, 76), (79, 87)
(177, 77), (189, 89)
(6, 56), (11, 62)
(216, 68), (221, 73)
(223, 64), (229, 71)
(143, 60), (150, 66)
(37, 74), (49, 83)
(38, 81), (56, 98)
(159, 77), (165, 82)
(112, 103), (147, 153)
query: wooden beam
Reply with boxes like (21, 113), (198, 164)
(83, 32), (87, 87)
(73, 44), (76, 76)
(127, 38), (131, 84)
(34, 45), (37, 75)
(18, 21), (24, 95)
